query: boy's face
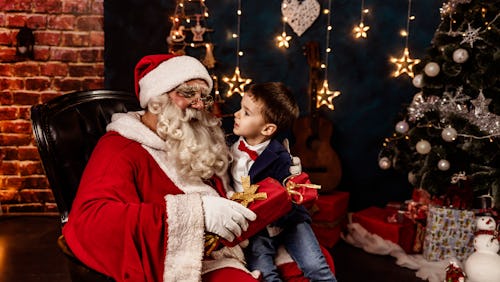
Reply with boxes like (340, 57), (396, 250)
(233, 93), (270, 145)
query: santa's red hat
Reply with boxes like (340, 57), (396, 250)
(134, 54), (213, 108)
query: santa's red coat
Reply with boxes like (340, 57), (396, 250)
(63, 112), (334, 282)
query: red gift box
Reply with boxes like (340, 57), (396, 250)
(310, 192), (350, 248)
(351, 206), (416, 253)
(311, 191), (350, 222)
(220, 177), (292, 247)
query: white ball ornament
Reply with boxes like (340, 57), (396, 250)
(416, 140), (431, 154)
(437, 159), (450, 171)
(412, 74), (424, 88)
(424, 62), (440, 77)
(453, 48), (469, 63)
(378, 157), (391, 170)
(395, 120), (409, 133)
(441, 127), (458, 142)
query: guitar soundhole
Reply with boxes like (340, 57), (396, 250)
(306, 134), (321, 151)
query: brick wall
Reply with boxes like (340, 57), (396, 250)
(0, 0), (104, 214)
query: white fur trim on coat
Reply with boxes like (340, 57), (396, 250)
(164, 194), (205, 282)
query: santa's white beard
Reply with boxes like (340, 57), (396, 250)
(155, 98), (229, 182)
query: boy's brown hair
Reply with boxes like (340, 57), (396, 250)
(245, 82), (299, 135)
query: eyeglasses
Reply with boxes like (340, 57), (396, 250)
(175, 89), (214, 108)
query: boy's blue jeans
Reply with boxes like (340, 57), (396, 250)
(245, 222), (337, 282)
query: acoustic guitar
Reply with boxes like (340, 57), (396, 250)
(291, 41), (342, 193)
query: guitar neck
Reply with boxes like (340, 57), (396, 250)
(309, 63), (321, 135)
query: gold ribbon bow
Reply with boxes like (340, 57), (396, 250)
(204, 233), (220, 257)
(230, 176), (267, 207)
(283, 174), (321, 204)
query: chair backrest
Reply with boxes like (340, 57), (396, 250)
(31, 90), (142, 224)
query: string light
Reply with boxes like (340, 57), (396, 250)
(390, 0), (420, 78)
(353, 0), (370, 39)
(317, 0), (340, 111)
(222, 0), (252, 97)
(277, 9), (292, 48)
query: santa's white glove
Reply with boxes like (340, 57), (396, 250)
(283, 138), (302, 175)
(202, 196), (256, 242)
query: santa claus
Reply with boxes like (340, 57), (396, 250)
(62, 54), (333, 282)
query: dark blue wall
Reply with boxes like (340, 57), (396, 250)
(105, 0), (442, 211)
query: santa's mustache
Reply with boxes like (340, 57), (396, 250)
(183, 108), (203, 122)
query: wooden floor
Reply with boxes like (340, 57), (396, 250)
(0, 215), (424, 282)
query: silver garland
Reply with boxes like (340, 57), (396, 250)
(407, 88), (500, 137)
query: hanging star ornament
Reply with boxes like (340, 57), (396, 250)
(461, 23), (482, 48)
(353, 22), (370, 38)
(277, 31), (292, 48)
(470, 90), (492, 116)
(390, 47), (420, 78)
(316, 80), (340, 110)
(222, 66), (252, 97)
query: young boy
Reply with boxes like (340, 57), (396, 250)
(229, 82), (337, 282)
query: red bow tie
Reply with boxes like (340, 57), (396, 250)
(238, 140), (258, 161)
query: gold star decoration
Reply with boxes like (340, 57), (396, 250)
(390, 47), (420, 78)
(222, 66), (252, 97)
(316, 80), (340, 110)
(277, 31), (292, 48)
(229, 176), (267, 207)
(353, 22), (370, 38)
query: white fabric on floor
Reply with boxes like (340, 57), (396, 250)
(341, 222), (462, 282)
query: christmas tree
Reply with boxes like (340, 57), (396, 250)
(379, 0), (500, 208)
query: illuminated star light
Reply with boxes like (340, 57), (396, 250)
(222, 66), (252, 97)
(390, 47), (420, 78)
(316, 80), (340, 110)
(277, 32), (292, 48)
(353, 22), (370, 38)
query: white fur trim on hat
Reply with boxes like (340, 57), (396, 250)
(138, 56), (213, 108)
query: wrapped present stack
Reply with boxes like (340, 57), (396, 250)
(310, 191), (350, 248)
(210, 173), (350, 251)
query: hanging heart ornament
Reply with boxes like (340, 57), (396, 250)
(281, 0), (320, 37)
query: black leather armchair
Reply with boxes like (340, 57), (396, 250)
(31, 90), (142, 281)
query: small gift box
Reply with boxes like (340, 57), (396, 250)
(219, 176), (292, 247)
(352, 206), (416, 253)
(283, 172), (320, 209)
(311, 191), (350, 222)
(422, 205), (475, 261)
(310, 191), (350, 248)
